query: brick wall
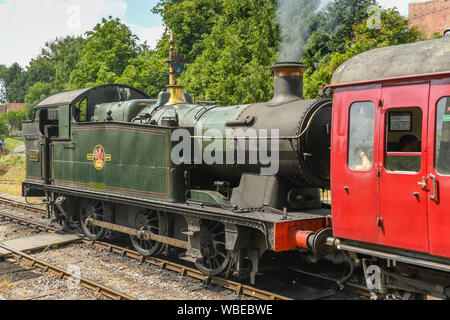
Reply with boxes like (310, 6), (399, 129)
(0, 103), (25, 113)
(5, 103), (25, 112)
(409, 0), (450, 37)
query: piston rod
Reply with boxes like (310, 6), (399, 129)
(86, 218), (189, 250)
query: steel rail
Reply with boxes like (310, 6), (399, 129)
(0, 211), (54, 232)
(0, 197), (291, 300)
(0, 242), (136, 301)
(0, 196), (46, 213)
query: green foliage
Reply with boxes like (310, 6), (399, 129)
(0, 35), (85, 122)
(4, 137), (24, 154)
(0, 109), (28, 137)
(116, 35), (171, 97)
(69, 17), (144, 89)
(304, 8), (426, 99)
(0, 114), (7, 136)
(24, 82), (54, 118)
(0, 63), (27, 103)
(303, 0), (376, 75)
(153, 0), (224, 63)
(27, 36), (86, 91)
(179, 0), (278, 105)
(6, 109), (28, 133)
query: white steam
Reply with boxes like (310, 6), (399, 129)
(276, 0), (332, 62)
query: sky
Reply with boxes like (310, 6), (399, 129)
(0, 0), (428, 68)
(0, 0), (164, 67)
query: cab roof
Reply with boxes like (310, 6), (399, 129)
(34, 84), (149, 109)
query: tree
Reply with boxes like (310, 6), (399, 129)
(6, 109), (28, 133)
(25, 82), (53, 106)
(0, 64), (6, 103)
(303, 0), (376, 74)
(304, 8), (426, 98)
(179, 0), (279, 105)
(0, 63), (27, 103)
(69, 17), (144, 89)
(153, 0), (224, 64)
(27, 36), (86, 91)
(0, 114), (7, 136)
(116, 35), (171, 97)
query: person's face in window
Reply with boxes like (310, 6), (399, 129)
(402, 139), (419, 152)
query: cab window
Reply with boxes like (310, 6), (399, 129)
(348, 102), (375, 171)
(436, 97), (450, 175)
(74, 98), (88, 122)
(385, 107), (422, 173)
(38, 108), (59, 137)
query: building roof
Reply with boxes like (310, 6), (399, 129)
(331, 37), (450, 85)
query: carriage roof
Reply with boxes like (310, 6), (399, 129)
(331, 37), (450, 85)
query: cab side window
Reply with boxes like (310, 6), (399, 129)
(74, 98), (88, 122)
(39, 108), (59, 137)
(348, 102), (375, 171)
(436, 97), (450, 175)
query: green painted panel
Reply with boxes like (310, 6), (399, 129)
(22, 122), (42, 180)
(52, 123), (184, 201)
(58, 105), (70, 139)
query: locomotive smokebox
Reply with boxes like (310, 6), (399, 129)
(269, 62), (307, 105)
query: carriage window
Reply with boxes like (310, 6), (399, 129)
(348, 102), (375, 171)
(385, 108), (422, 173)
(436, 97), (450, 175)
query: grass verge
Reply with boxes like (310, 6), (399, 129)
(0, 155), (26, 196)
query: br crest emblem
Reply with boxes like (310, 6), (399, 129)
(87, 145), (111, 170)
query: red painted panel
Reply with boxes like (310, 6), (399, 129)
(427, 83), (450, 258)
(273, 218), (326, 252)
(378, 84), (430, 253)
(331, 87), (381, 243)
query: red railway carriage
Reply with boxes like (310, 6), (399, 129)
(327, 37), (450, 270)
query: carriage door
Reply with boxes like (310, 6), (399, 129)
(378, 84), (429, 253)
(331, 87), (381, 244)
(427, 85), (450, 258)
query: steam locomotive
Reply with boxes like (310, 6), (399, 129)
(22, 35), (450, 299)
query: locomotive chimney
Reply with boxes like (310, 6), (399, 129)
(269, 62), (307, 105)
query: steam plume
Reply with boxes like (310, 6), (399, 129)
(276, 0), (331, 62)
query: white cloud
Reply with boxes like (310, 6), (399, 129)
(130, 24), (166, 49)
(377, 0), (412, 16)
(0, 0), (164, 68)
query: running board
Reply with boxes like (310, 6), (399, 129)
(338, 243), (450, 273)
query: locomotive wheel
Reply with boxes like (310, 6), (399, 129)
(80, 199), (108, 241)
(130, 210), (165, 257)
(195, 220), (232, 276)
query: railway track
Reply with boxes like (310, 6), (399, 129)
(0, 242), (136, 300)
(0, 196), (292, 300)
(0, 180), (22, 185)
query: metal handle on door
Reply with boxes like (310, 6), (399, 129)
(418, 176), (427, 189)
(429, 174), (437, 201)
